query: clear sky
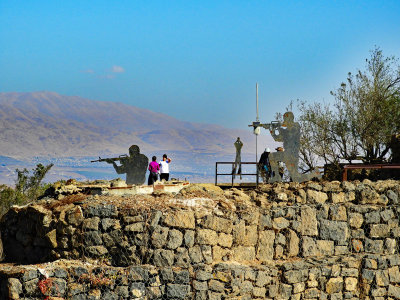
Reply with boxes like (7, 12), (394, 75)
(1, 1), (400, 129)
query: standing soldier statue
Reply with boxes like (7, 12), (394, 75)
(105, 145), (149, 185)
(262, 112), (320, 183)
(233, 137), (243, 179)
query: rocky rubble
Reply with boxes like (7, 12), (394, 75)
(0, 180), (399, 299)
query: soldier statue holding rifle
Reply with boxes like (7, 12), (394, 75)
(91, 145), (148, 185)
(251, 112), (320, 183)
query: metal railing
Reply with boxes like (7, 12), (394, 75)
(342, 163), (400, 181)
(215, 162), (259, 187)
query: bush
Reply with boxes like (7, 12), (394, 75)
(0, 163), (53, 218)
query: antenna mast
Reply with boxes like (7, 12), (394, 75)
(256, 83), (259, 122)
(255, 83), (258, 164)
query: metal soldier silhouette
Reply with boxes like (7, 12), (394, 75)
(233, 137), (243, 179)
(106, 145), (149, 185)
(267, 112), (320, 182)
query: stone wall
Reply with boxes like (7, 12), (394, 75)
(0, 180), (400, 299)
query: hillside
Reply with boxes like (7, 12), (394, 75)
(0, 91), (270, 158)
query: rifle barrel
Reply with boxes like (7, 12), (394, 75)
(90, 154), (128, 163)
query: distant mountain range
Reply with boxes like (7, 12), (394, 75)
(0, 91), (271, 159)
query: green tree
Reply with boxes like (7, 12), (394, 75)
(298, 47), (400, 172)
(0, 163), (53, 217)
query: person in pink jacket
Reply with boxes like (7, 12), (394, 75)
(148, 156), (160, 185)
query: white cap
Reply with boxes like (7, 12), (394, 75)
(265, 148), (271, 152)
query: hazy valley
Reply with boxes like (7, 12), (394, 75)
(0, 91), (272, 184)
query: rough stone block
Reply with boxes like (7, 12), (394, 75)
(293, 282), (305, 294)
(369, 224), (390, 238)
(217, 232), (233, 248)
(188, 245), (203, 264)
(300, 206), (318, 236)
(272, 217), (290, 230)
(212, 245), (231, 261)
(85, 245), (108, 257)
(349, 213), (363, 229)
(167, 229), (183, 249)
(255, 271), (272, 287)
(302, 236), (317, 257)
(208, 279), (224, 292)
(243, 225), (258, 246)
(253, 286), (266, 297)
(371, 287), (387, 297)
(196, 270), (212, 281)
(233, 220), (246, 245)
(320, 220), (349, 242)
(388, 284), (400, 298)
(259, 214), (272, 229)
(307, 190), (328, 204)
(203, 215), (233, 234)
(214, 271), (232, 283)
(326, 277), (343, 294)
(201, 245), (213, 264)
(330, 205), (347, 221)
(375, 270), (389, 286)
(341, 268), (358, 277)
(365, 211), (381, 224)
(84, 231), (102, 246)
(67, 206), (84, 226)
(257, 230), (275, 261)
(196, 229), (218, 245)
(184, 230), (195, 247)
(7, 278), (22, 299)
(233, 246), (255, 261)
(304, 287), (320, 298)
(284, 269), (308, 284)
(317, 240), (334, 256)
(167, 284), (190, 299)
(351, 239), (363, 252)
(287, 229), (300, 257)
(82, 217), (100, 231)
(175, 247), (190, 267)
(388, 266), (400, 283)
(153, 249), (174, 266)
(279, 283), (293, 299)
(124, 222), (144, 232)
(385, 238), (397, 254)
(163, 210), (195, 229)
(332, 192), (346, 203)
(334, 245), (348, 255)
(365, 239), (384, 253)
(307, 182), (322, 191)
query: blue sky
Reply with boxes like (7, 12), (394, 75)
(1, 1), (400, 129)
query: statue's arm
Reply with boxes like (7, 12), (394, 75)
(270, 128), (284, 142)
(112, 162), (125, 174)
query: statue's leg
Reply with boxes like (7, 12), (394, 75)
(268, 152), (282, 183)
(232, 158), (238, 178)
(285, 160), (299, 181)
(284, 154), (322, 182)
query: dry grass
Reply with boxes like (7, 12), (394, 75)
(44, 194), (86, 210)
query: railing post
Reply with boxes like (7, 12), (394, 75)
(256, 163), (259, 187)
(232, 162), (234, 187)
(215, 162), (218, 186)
(342, 167), (348, 181)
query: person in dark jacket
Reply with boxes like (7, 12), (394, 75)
(258, 148), (271, 182)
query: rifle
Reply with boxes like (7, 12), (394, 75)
(91, 154), (128, 163)
(260, 120), (281, 131)
(249, 121), (281, 131)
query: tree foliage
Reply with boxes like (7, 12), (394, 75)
(0, 163), (53, 217)
(298, 47), (400, 172)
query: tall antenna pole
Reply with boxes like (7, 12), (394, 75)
(255, 83), (258, 164)
(256, 83), (259, 122)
